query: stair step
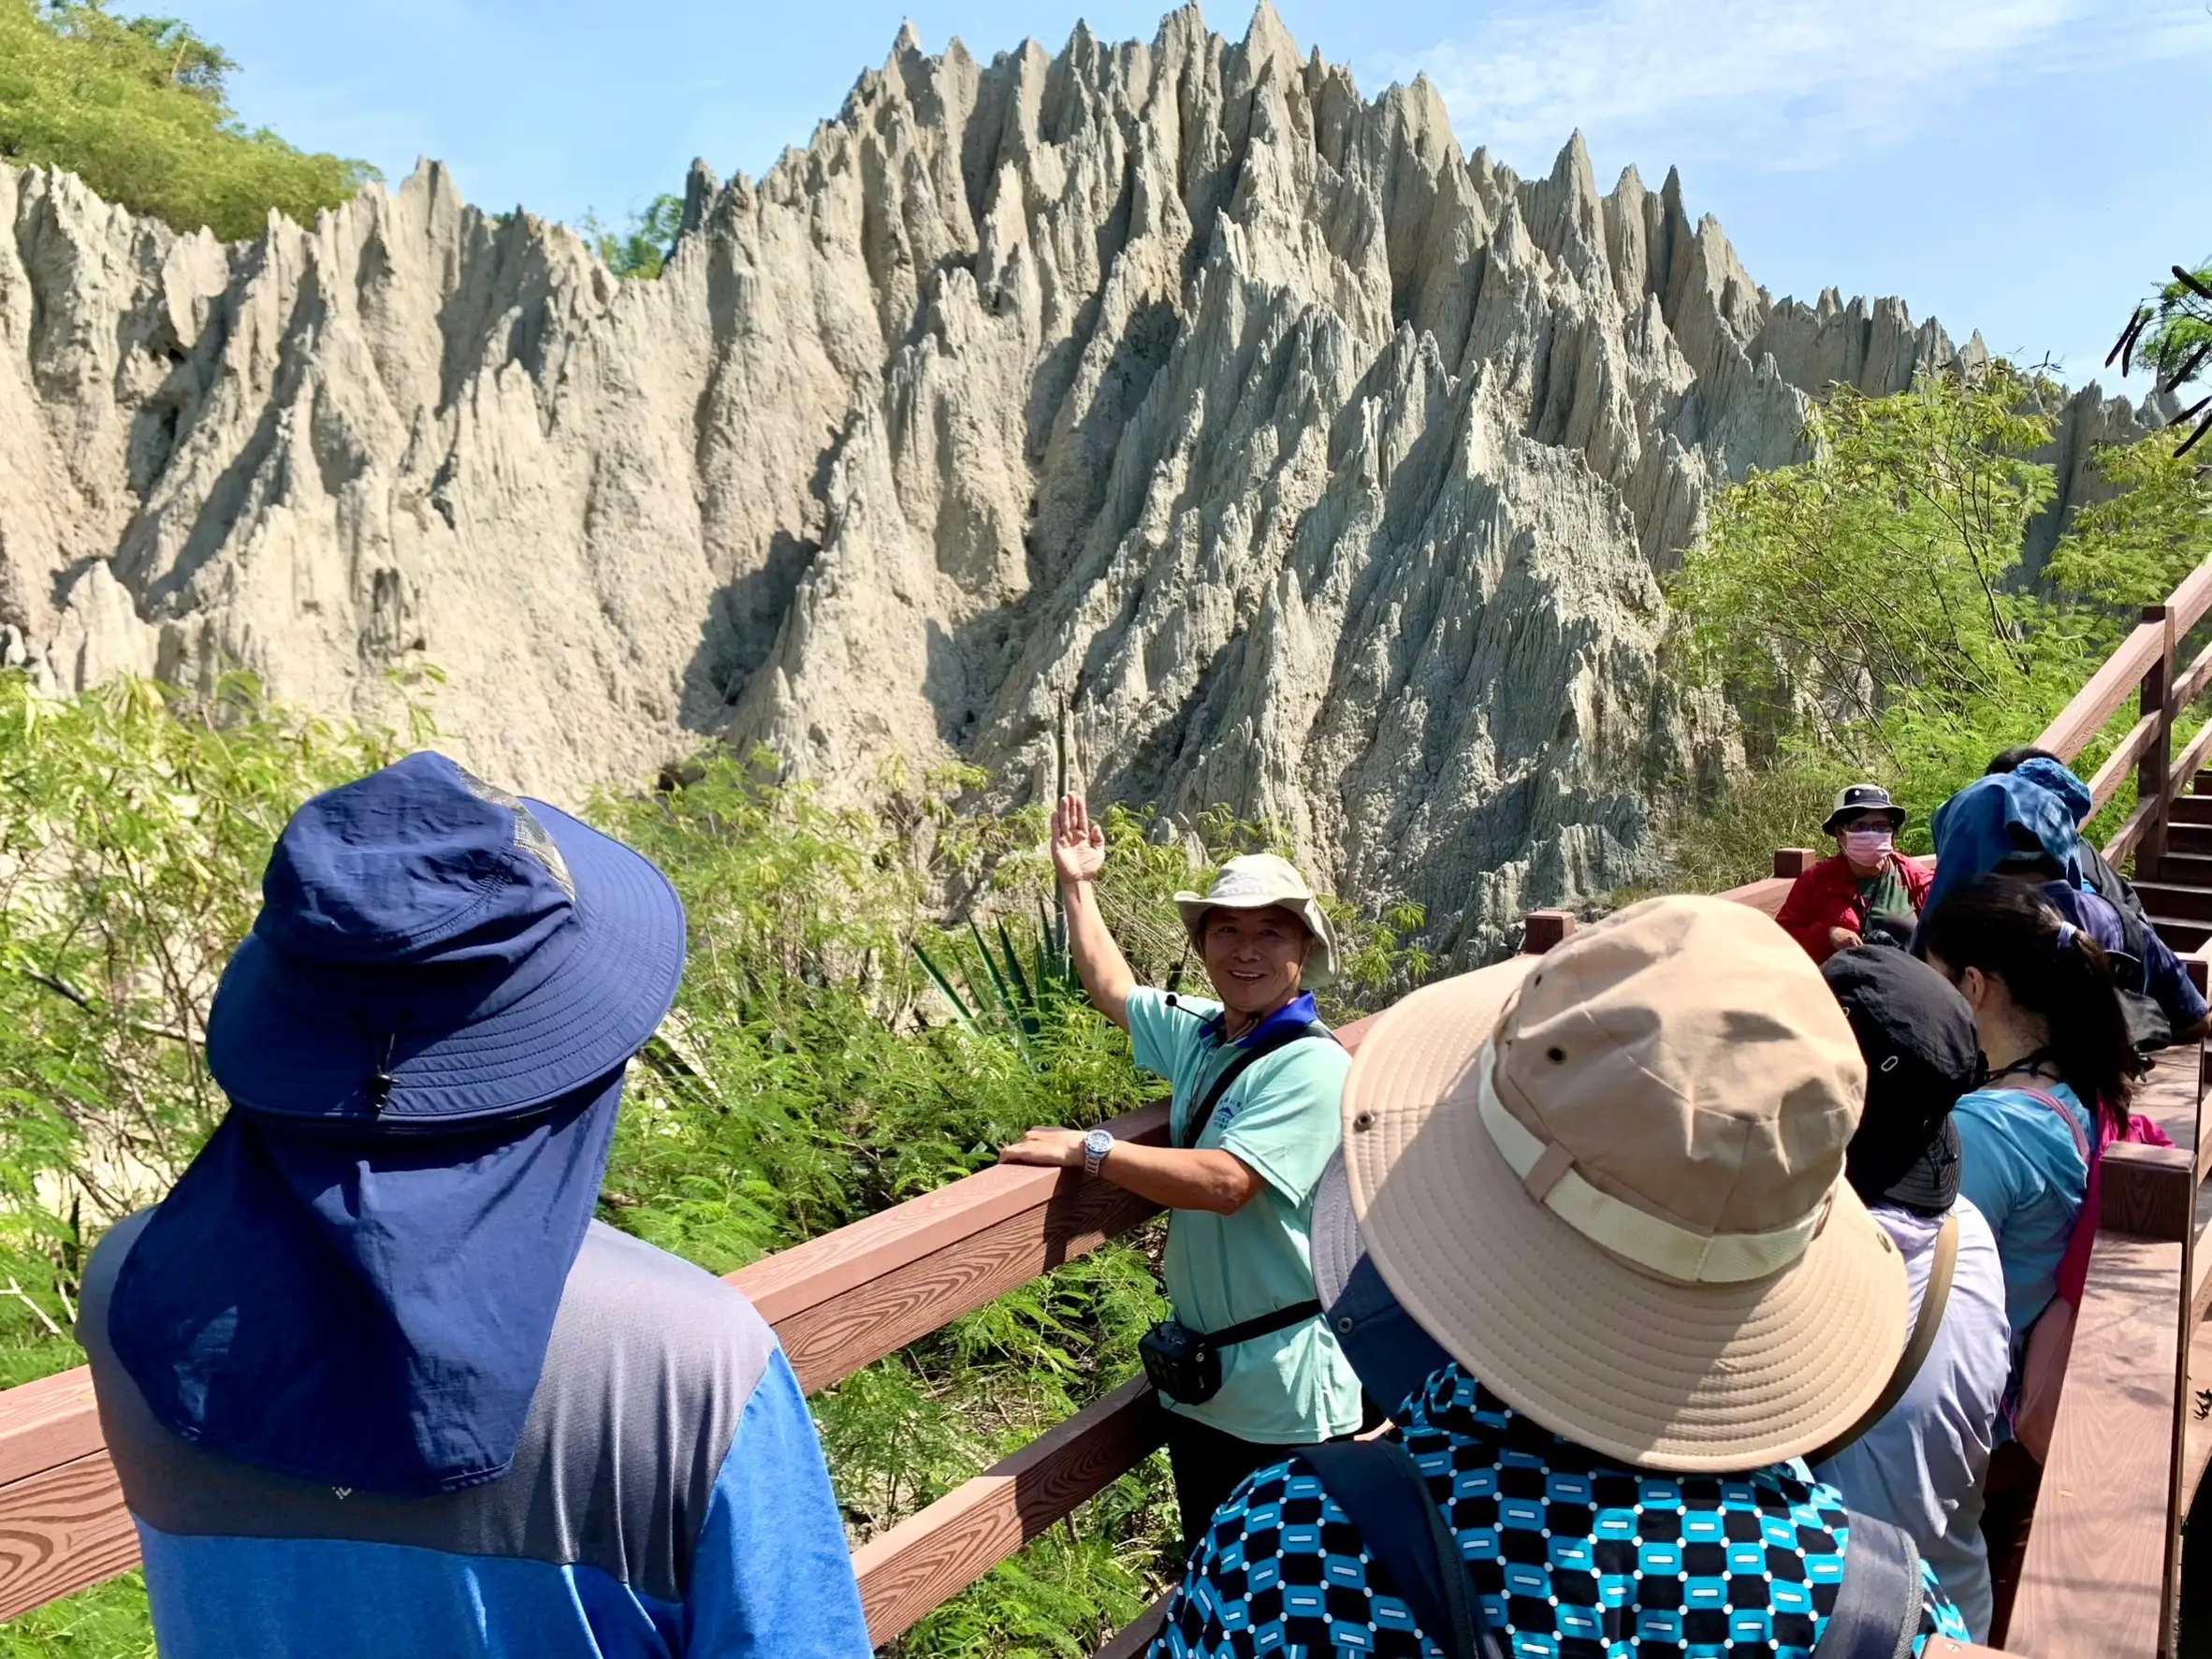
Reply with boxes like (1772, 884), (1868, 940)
(2130, 883), (2212, 923)
(2148, 852), (2212, 888)
(2196, 769), (2212, 796)
(2175, 796), (2212, 826)
(2151, 915), (2212, 953)
(2167, 823), (2212, 857)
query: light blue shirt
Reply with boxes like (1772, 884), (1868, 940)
(1124, 987), (1364, 1443)
(1812, 1201), (2011, 1642)
(1952, 1083), (2093, 1339)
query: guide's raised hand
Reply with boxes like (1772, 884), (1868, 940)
(1052, 793), (1107, 886)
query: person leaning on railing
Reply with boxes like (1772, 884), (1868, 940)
(76, 754), (869, 1659)
(1147, 896), (1971, 1659)
(999, 795), (1364, 1549)
(1775, 784), (1932, 963)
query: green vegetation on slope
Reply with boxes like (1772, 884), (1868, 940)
(0, 0), (373, 239)
(0, 671), (1422, 1656)
(584, 192), (684, 279)
(1659, 362), (2212, 889)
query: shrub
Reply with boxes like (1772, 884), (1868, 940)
(0, 0), (374, 240)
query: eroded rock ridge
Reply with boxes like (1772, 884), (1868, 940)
(0, 4), (2145, 962)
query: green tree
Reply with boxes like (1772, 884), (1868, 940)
(2138, 263), (2212, 393)
(0, 0), (374, 240)
(581, 192), (683, 278)
(1662, 364), (2212, 882)
(1667, 367), (2103, 817)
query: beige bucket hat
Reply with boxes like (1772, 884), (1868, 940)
(1342, 895), (1907, 1471)
(1174, 853), (1338, 986)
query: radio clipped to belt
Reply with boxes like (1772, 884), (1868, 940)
(1138, 1005), (1336, 1405)
(1141, 1300), (1323, 1404)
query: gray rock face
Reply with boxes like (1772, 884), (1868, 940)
(0, 5), (2149, 962)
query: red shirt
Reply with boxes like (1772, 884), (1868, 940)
(1774, 852), (1934, 964)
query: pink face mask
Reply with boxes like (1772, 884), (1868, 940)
(1841, 826), (1894, 862)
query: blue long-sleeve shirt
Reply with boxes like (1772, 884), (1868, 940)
(80, 1215), (870, 1659)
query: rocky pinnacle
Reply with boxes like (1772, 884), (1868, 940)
(0, 4), (2147, 963)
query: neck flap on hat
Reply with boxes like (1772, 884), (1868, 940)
(109, 1071), (622, 1496)
(108, 751), (685, 1495)
(1924, 773), (2084, 923)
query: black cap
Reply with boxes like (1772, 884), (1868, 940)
(1824, 783), (1908, 837)
(1821, 945), (1982, 1215)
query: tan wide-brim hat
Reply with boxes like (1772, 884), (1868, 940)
(1343, 895), (1908, 1472)
(1174, 852), (1338, 986)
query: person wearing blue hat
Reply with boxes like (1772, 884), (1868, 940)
(1926, 769), (2205, 1049)
(77, 753), (869, 1659)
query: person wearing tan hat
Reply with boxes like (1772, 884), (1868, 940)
(1148, 896), (1971, 1659)
(1001, 794), (1363, 1548)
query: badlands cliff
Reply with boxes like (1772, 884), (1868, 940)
(0, 5), (2148, 961)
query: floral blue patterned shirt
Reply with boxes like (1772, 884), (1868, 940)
(1150, 1364), (1970, 1659)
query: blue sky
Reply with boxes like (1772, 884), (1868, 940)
(166, 0), (2209, 391)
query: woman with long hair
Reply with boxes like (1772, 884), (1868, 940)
(1918, 873), (2161, 1633)
(1919, 875), (2135, 1346)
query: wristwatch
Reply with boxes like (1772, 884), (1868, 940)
(1083, 1128), (1114, 1176)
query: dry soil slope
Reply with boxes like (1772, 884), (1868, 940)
(0, 3), (2145, 962)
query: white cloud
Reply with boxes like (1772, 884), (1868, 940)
(1388, 0), (2210, 175)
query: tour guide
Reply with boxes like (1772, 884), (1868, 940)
(1001, 794), (1363, 1546)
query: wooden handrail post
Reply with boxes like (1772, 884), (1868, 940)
(2140, 604), (2177, 878)
(1773, 848), (1816, 879)
(1521, 910), (1577, 953)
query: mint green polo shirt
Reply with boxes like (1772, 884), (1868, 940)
(1124, 987), (1364, 1445)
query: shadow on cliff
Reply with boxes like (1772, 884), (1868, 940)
(677, 530), (820, 734)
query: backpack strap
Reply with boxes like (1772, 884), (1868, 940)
(1176, 1020), (1336, 1150)
(1296, 1440), (1506, 1659)
(1811, 1510), (1926, 1659)
(1807, 1212), (1960, 1465)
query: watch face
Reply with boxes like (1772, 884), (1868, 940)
(1084, 1129), (1113, 1154)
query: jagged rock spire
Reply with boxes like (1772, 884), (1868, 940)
(0, 8), (2148, 962)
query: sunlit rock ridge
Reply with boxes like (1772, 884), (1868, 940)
(0, 4), (2146, 962)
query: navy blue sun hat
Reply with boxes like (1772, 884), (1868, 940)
(204, 750), (684, 1120)
(108, 752), (686, 1496)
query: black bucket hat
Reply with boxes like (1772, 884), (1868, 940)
(1824, 783), (1908, 837)
(1821, 945), (1981, 1215)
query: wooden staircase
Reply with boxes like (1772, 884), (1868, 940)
(2131, 775), (2212, 953)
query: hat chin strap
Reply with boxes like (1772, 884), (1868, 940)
(1477, 1055), (1827, 1285)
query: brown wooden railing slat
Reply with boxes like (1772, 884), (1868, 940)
(853, 1377), (1167, 1646)
(2171, 633), (2212, 719)
(733, 1103), (1171, 1393)
(2107, 716), (2212, 867)
(0, 1449), (136, 1623)
(2034, 618), (2169, 763)
(0, 1372), (102, 1492)
(2085, 706), (2162, 816)
(2007, 1232), (2185, 1659)
(1093, 1592), (1172, 1658)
